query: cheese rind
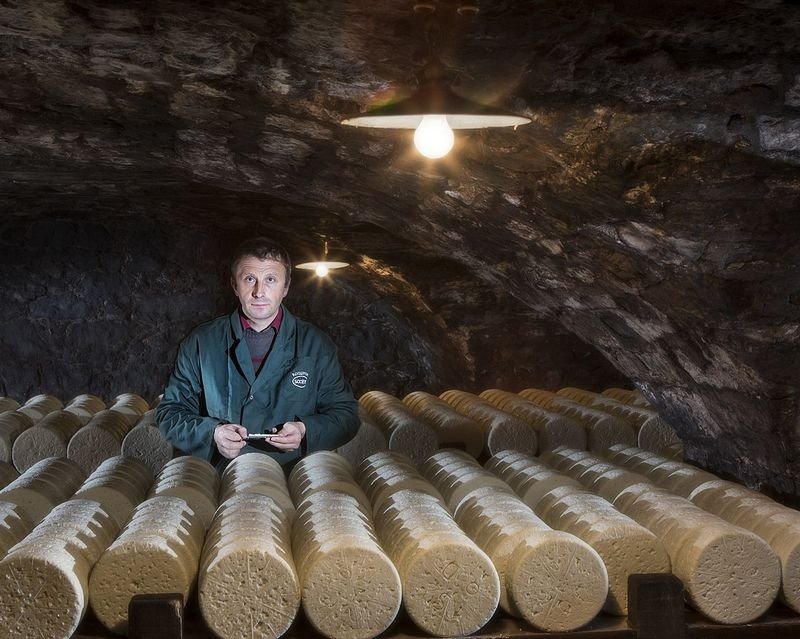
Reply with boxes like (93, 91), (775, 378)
(508, 531), (608, 631)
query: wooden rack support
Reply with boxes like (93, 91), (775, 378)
(627, 573), (686, 639)
(128, 593), (184, 639)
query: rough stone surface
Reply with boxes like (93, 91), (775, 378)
(0, 1), (798, 497)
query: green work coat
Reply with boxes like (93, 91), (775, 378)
(156, 306), (359, 468)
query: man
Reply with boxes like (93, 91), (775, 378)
(156, 237), (359, 470)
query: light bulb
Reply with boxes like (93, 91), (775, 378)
(315, 263), (329, 277)
(413, 114), (454, 159)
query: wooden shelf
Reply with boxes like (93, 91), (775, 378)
(70, 574), (800, 639)
(72, 605), (800, 639)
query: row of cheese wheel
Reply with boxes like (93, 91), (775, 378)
(354, 451), (501, 637)
(604, 445), (800, 615)
(0, 393), (173, 477)
(541, 446), (784, 624)
(350, 386), (677, 467)
(553, 388), (681, 456)
(421, 449), (609, 630)
(0, 454), (220, 638)
(1, 443), (795, 638)
(486, 450), (671, 615)
(289, 453), (401, 639)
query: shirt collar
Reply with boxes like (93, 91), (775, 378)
(240, 305), (283, 333)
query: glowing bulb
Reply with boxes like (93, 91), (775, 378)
(315, 263), (329, 277)
(413, 114), (454, 159)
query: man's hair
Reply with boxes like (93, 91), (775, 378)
(230, 237), (292, 284)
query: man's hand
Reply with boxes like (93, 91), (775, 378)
(267, 420), (306, 452)
(214, 423), (248, 459)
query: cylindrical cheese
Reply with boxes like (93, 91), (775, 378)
(89, 495), (204, 634)
(0, 499), (119, 639)
(199, 493), (300, 639)
(291, 454), (401, 639)
(68, 409), (134, 474)
(359, 391), (438, 463)
(479, 389), (587, 452)
(403, 391), (484, 457)
(11, 409), (83, 472)
(0, 411), (33, 464)
(334, 411), (389, 468)
(440, 389), (538, 457)
(121, 409), (174, 476)
(519, 389), (636, 453)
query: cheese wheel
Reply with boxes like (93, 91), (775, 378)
(659, 466), (719, 497)
(200, 491), (298, 639)
(532, 489), (670, 615)
(402, 538), (499, 637)
(0, 461), (19, 490)
(200, 542), (299, 639)
(152, 457), (218, 528)
(592, 469), (652, 503)
(0, 542), (89, 638)
(610, 482), (782, 624)
(89, 495), (202, 633)
(64, 394), (106, 425)
(361, 459), (419, 493)
(0, 501), (31, 558)
(108, 394), (149, 426)
(1, 457), (86, 524)
(11, 410), (83, 472)
(151, 483), (216, 529)
(637, 416), (681, 456)
(602, 388), (647, 406)
(90, 537), (193, 633)
(0, 411), (33, 464)
(508, 530), (608, 631)
(676, 524), (780, 624)
(480, 390), (587, 452)
(334, 416), (388, 468)
(17, 394), (63, 423)
(219, 478), (295, 519)
(687, 480), (800, 613)
(67, 413), (133, 474)
(0, 398), (20, 412)
(0, 499), (117, 639)
(439, 390), (539, 457)
(369, 475), (443, 516)
(456, 497), (548, 615)
(359, 392), (440, 462)
(355, 450), (411, 480)
(292, 465), (400, 639)
(301, 543), (401, 639)
(516, 471), (583, 510)
(386, 422), (438, 463)
(121, 422), (174, 476)
(519, 391), (635, 454)
(403, 392), (485, 457)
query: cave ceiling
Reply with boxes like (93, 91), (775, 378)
(1, 0), (800, 493)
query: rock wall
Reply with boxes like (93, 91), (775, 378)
(1, 0), (798, 497)
(0, 216), (627, 403)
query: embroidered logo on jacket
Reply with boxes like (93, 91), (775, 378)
(291, 371), (309, 388)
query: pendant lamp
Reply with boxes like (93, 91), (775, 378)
(342, 82), (530, 159)
(296, 240), (349, 278)
(341, 4), (530, 158)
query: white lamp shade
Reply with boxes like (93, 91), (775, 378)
(341, 82), (530, 130)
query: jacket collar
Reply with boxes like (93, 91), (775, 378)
(228, 306), (297, 383)
(229, 305), (295, 339)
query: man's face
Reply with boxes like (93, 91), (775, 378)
(231, 256), (289, 330)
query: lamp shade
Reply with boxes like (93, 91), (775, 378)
(296, 240), (349, 276)
(341, 82), (530, 129)
(296, 260), (349, 271)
